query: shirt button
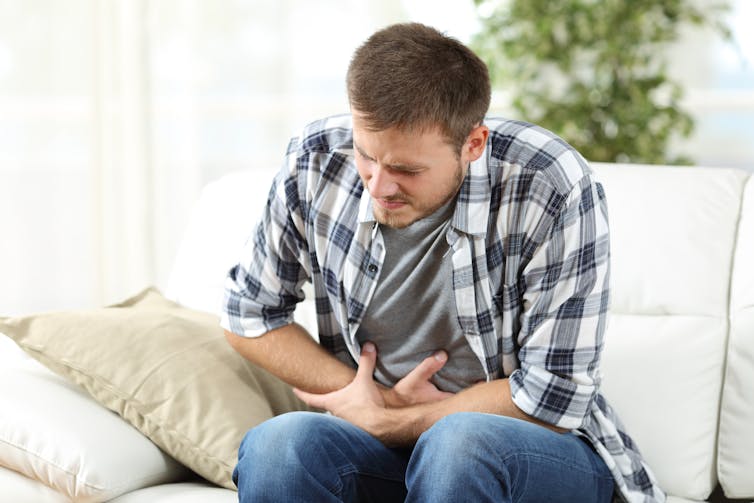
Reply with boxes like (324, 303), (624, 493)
(368, 264), (378, 273)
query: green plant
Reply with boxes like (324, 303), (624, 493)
(472, 0), (731, 164)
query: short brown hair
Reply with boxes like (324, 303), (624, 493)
(347, 23), (491, 154)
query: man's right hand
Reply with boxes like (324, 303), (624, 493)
(381, 350), (455, 408)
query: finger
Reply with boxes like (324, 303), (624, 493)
(402, 350), (448, 387)
(293, 387), (329, 410)
(355, 342), (377, 381)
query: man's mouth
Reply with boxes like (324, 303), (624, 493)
(375, 198), (408, 210)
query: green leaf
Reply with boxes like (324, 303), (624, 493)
(471, 0), (734, 164)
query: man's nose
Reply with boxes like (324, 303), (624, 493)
(367, 164), (398, 199)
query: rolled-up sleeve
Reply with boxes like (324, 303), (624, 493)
(221, 145), (311, 338)
(508, 174), (611, 430)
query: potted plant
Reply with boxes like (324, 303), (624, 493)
(472, 0), (731, 164)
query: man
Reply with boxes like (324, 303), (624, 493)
(222, 23), (664, 503)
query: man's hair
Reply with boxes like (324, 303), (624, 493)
(347, 23), (491, 154)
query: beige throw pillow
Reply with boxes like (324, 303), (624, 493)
(0, 288), (311, 490)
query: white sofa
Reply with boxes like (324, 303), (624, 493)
(1, 162), (753, 502)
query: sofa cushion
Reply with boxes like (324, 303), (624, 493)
(599, 314), (725, 500)
(718, 173), (754, 499)
(164, 168), (319, 334)
(593, 163), (748, 317)
(0, 333), (189, 502)
(0, 288), (311, 491)
(165, 169), (273, 314)
(665, 497), (706, 503)
(0, 466), (69, 503)
(592, 164), (749, 501)
(109, 481), (237, 503)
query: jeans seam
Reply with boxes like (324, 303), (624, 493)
(327, 476), (344, 499)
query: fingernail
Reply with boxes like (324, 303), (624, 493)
(434, 351), (447, 362)
(363, 342), (375, 353)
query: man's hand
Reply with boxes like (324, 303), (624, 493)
(381, 351), (454, 408)
(293, 342), (455, 445)
(293, 342), (388, 436)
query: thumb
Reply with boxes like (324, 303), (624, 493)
(355, 342), (377, 381)
(405, 350), (448, 385)
(292, 387), (328, 410)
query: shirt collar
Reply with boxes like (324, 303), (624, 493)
(332, 145), (375, 226)
(358, 183), (376, 225)
(451, 146), (490, 236)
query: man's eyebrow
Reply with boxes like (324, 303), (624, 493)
(353, 142), (426, 172)
(353, 142), (374, 160)
(388, 162), (425, 173)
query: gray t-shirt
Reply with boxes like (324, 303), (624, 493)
(356, 198), (487, 393)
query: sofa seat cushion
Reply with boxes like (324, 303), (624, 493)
(109, 481), (237, 502)
(665, 497), (705, 503)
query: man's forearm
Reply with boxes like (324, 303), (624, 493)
(376, 379), (566, 447)
(224, 323), (356, 394)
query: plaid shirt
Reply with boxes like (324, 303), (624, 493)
(222, 114), (665, 502)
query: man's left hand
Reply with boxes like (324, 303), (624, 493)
(293, 342), (403, 443)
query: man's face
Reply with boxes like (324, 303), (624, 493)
(352, 113), (472, 229)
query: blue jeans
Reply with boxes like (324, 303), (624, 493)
(233, 411), (614, 502)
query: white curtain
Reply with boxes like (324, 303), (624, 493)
(1, 0), (751, 315)
(0, 0), (409, 314)
(93, 0), (157, 305)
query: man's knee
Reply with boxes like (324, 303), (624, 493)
(417, 412), (556, 454)
(235, 412), (326, 487)
(408, 413), (613, 503)
(409, 413), (544, 479)
(235, 411), (405, 502)
(411, 413), (499, 472)
(406, 413), (511, 500)
(415, 412), (506, 454)
(239, 411), (335, 460)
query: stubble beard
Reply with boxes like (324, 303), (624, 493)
(373, 162), (466, 229)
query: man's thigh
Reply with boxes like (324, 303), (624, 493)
(407, 412), (614, 503)
(235, 412), (410, 503)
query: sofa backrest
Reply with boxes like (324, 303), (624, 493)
(165, 169), (275, 314)
(164, 168), (320, 330)
(592, 163), (752, 501)
(718, 173), (754, 500)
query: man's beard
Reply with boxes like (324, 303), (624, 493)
(372, 162), (465, 229)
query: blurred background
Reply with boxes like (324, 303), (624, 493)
(1, 0), (752, 315)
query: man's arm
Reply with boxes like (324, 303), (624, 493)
(226, 325), (453, 406)
(225, 324), (356, 394)
(294, 342), (565, 447)
(376, 378), (566, 446)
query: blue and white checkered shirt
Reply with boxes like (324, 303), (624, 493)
(222, 114), (665, 502)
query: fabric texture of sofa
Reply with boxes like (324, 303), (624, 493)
(1, 161), (753, 503)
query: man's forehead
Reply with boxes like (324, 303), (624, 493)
(351, 110), (445, 137)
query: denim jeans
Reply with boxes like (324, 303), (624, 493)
(233, 411), (614, 502)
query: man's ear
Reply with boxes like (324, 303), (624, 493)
(463, 124), (489, 162)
